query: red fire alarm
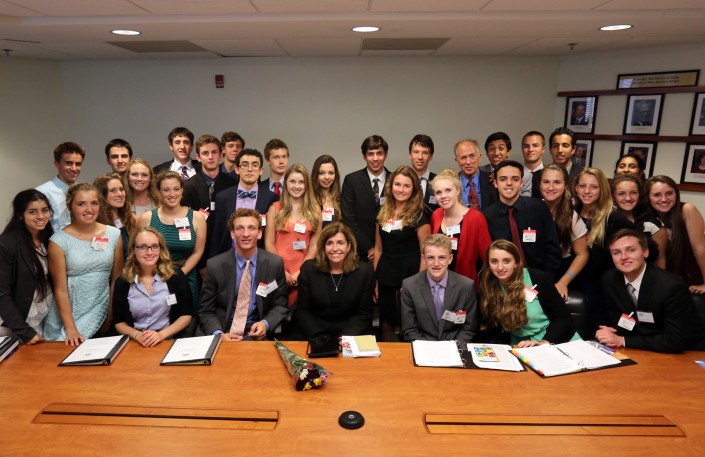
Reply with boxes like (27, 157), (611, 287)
(215, 74), (224, 88)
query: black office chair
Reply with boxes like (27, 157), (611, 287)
(691, 293), (705, 323)
(565, 289), (591, 340)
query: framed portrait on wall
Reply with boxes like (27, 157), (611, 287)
(689, 93), (705, 136)
(623, 94), (663, 135)
(574, 140), (593, 168)
(564, 96), (597, 134)
(680, 144), (705, 187)
(620, 141), (657, 178)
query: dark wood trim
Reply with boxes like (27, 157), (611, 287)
(574, 134), (704, 143)
(558, 86), (705, 97)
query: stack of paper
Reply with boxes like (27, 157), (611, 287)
(341, 335), (381, 358)
(59, 335), (129, 366)
(411, 340), (463, 367)
(0, 336), (20, 363)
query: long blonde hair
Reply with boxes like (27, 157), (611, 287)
(122, 226), (175, 282)
(376, 166), (424, 227)
(478, 240), (528, 332)
(275, 164), (321, 231)
(573, 167), (613, 247)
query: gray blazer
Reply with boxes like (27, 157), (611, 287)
(400, 270), (477, 344)
(198, 248), (288, 336)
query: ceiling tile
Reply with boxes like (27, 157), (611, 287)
(251, 0), (368, 13)
(371, 0), (486, 12)
(278, 37), (361, 56)
(192, 39), (287, 56)
(7, 0), (147, 16)
(132, 0), (257, 15)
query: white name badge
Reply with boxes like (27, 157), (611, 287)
(429, 195), (437, 205)
(451, 238), (458, 251)
(522, 228), (537, 243)
(446, 224), (461, 236)
(524, 285), (538, 302)
(637, 311), (655, 323)
(294, 223), (307, 234)
(322, 208), (334, 222)
(454, 310), (467, 324)
(166, 293), (177, 306)
(210, 201), (216, 211)
(256, 280), (278, 297)
(114, 219), (123, 229)
(441, 310), (455, 322)
(178, 228), (192, 241)
(618, 313), (636, 331)
(379, 197), (386, 205)
(198, 208), (210, 220)
(174, 217), (190, 229)
(91, 236), (108, 251)
(260, 214), (267, 227)
(293, 240), (307, 251)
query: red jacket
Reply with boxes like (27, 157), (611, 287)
(430, 207), (491, 282)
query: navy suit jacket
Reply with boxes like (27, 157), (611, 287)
(400, 270), (477, 344)
(209, 182), (279, 257)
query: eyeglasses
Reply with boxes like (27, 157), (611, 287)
(135, 244), (160, 252)
(238, 162), (261, 170)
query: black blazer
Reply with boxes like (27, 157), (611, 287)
(290, 260), (374, 339)
(602, 265), (705, 353)
(209, 182), (279, 258)
(341, 167), (390, 260)
(153, 158), (202, 176)
(0, 231), (47, 342)
(478, 170), (499, 210)
(182, 172), (238, 269)
(422, 171), (439, 220)
(112, 271), (193, 331)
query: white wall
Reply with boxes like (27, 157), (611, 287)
(0, 57), (67, 225)
(554, 42), (705, 210)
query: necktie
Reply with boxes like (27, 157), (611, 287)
(508, 207), (526, 265)
(180, 166), (189, 181)
(627, 283), (638, 307)
(230, 260), (252, 336)
(237, 189), (257, 199)
(273, 181), (281, 196)
(433, 284), (444, 327)
(372, 178), (380, 206)
(208, 181), (215, 202)
(468, 181), (479, 209)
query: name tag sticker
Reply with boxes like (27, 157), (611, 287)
(322, 208), (334, 222)
(166, 293), (177, 306)
(174, 217), (190, 228)
(637, 311), (655, 323)
(454, 310), (467, 324)
(524, 285), (538, 302)
(446, 224), (461, 236)
(210, 201), (216, 211)
(294, 223), (307, 234)
(522, 228), (537, 243)
(429, 195), (437, 205)
(618, 313), (636, 331)
(198, 208), (210, 220)
(114, 219), (123, 229)
(260, 214), (267, 227)
(178, 228), (192, 241)
(441, 310), (455, 322)
(91, 237), (108, 251)
(256, 282), (269, 297)
(293, 240), (307, 251)
(450, 237), (458, 251)
(379, 196), (386, 205)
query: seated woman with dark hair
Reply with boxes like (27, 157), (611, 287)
(289, 222), (374, 340)
(478, 240), (579, 347)
(113, 227), (192, 346)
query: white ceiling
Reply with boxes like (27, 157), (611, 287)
(0, 0), (704, 60)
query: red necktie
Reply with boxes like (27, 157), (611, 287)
(467, 182), (479, 209)
(273, 181), (281, 196)
(508, 207), (526, 265)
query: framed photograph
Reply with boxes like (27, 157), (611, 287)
(689, 93), (705, 136)
(620, 141), (657, 178)
(574, 140), (593, 168)
(623, 94), (664, 135)
(680, 144), (705, 187)
(564, 96), (597, 134)
(617, 69), (699, 89)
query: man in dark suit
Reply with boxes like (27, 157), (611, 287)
(520, 131), (545, 198)
(341, 135), (390, 262)
(401, 235), (477, 343)
(210, 149), (278, 257)
(570, 102), (588, 125)
(153, 127), (201, 179)
(182, 134), (238, 275)
(199, 208), (288, 340)
(597, 229), (705, 353)
(261, 138), (289, 196)
(483, 160), (562, 277)
(408, 134), (438, 219)
(454, 138), (497, 210)
(549, 127), (582, 184)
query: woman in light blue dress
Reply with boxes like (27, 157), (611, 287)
(44, 183), (123, 345)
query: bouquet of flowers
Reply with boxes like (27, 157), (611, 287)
(274, 340), (331, 391)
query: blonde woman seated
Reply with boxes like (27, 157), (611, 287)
(113, 227), (192, 346)
(478, 240), (579, 347)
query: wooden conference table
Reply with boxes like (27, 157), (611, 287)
(1, 341), (704, 457)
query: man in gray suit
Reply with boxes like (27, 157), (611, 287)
(199, 208), (288, 340)
(401, 235), (478, 344)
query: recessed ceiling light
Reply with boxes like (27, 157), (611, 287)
(111, 29), (141, 36)
(352, 26), (380, 33)
(600, 24), (632, 31)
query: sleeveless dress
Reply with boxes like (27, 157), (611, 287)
(272, 202), (314, 308)
(150, 208), (200, 310)
(43, 225), (120, 340)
